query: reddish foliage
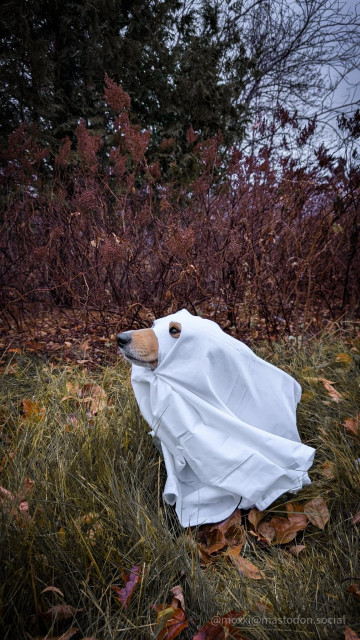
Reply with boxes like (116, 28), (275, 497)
(1, 79), (359, 337)
(193, 610), (245, 639)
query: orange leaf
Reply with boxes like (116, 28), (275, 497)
(319, 377), (343, 402)
(335, 352), (353, 364)
(344, 415), (359, 436)
(112, 564), (141, 608)
(22, 399), (46, 420)
(303, 497), (329, 530)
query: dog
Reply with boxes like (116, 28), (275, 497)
(116, 309), (315, 526)
(117, 320), (181, 368)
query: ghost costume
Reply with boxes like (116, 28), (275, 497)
(131, 309), (315, 527)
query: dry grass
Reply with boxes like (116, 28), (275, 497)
(0, 326), (359, 639)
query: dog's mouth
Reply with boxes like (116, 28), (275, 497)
(119, 350), (157, 369)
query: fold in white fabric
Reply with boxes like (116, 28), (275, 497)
(131, 309), (315, 527)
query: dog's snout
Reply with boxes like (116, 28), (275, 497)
(117, 331), (132, 347)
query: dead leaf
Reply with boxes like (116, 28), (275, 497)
(348, 584), (360, 600)
(217, 509), (243, 534)
(303, 497), (329, 530)
(344, 627), (360, 640)
(319, 377), (343, 402)
(257, 521), (276, 544)
(225, 523), (246, 549)
(352, 512), (360, 525)
(154, 604), (188, 640)
(202, 527), (227, 554)
(196, 509), (243, 554)
(40, 605), (84, 622)
(27, 629), (78, 640)
(319, 460), (336, 479)
(229, 554), (264, 579)
(344, 415), (359, 436)
(78, 383), (107, 415)
(300, 391), (315, 402)
(18, 477), (35, 500)
(248, 508), (265, 529)
(22, 399), (46, 420)
(266, 510), (309, 545)
(112, 564), (141, 608)
(288, 544), (306, 556)
(193, 610), (245, 639)
(0, 482), (32, 522)
(335, 353), (353, 365)
(171, 585), (185, 611)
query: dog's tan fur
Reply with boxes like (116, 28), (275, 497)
(117, 321), (181, 368)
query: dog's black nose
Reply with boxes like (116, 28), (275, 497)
(117, 331), (132, 347)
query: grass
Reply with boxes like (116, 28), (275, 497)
(0, 326), (359, 639)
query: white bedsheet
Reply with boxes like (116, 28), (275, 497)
(131, 309), (315, 527)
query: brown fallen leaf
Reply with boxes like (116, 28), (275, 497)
(202, 527), (227, 554)
(303, 497), (329, 530)
(0, 483), (32, 522)
(352, 512), (360, 526)
(22, 399), (46, 421)
(260, 507), (308, 545)
(196, 509), (243, 554)
(171, 585), (185, 611)
(344, 627), (360, 640)
(248, 508), (265, 529)
(348, 583), (360, 600)
(228, 553), (265, 579)
(39, 605), (84, 622)
(27, 628), (78, 640)
(319, 377), (343, 402)
(18, 477), (35, 500)
(112, 564), (141, 609)
(288, 544), (306, 557)
(153, 585), (188, 640)
(217, 509), (243, 534)
(78, 383), (107, 415)
(319, 460), (336, 479)
(193, 610), (245, 639)
(257, 521), (276, 544)
(225, 523), (246, 549)
(344, 415), (359, 436)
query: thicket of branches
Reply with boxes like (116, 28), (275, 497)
(1, 79), (359, 337)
